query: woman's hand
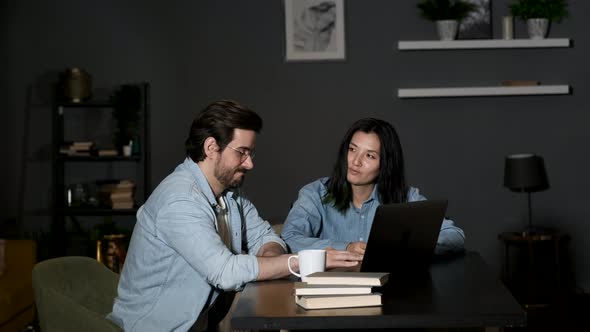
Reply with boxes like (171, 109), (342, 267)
(324, 247), (363, 269)
(346, 241), (367, 256)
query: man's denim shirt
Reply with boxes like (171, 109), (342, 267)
(281, 178), (465, 255)
(108, 158), (285, 331)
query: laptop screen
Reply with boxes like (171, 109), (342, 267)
(360, 200), (448, 275)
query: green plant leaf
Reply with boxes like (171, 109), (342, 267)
(509, 0), (568, 22)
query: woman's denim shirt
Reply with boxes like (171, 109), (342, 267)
(108, 158), (285, 331)
(281, 177), (465, 255)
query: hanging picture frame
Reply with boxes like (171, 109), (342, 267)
(284, 0), (346, 61)
(459, 0), (492, 39)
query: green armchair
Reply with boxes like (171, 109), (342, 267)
(32, 256), (122, 332)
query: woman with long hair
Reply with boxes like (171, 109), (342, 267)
(281, 118), (465, 258)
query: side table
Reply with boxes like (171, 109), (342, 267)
(498, 231), (568, 308)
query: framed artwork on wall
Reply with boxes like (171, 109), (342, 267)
(459, 0), (492, 39)
(284, 0), (346, 61)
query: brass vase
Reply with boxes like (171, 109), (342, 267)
(62, 67), (91, 102)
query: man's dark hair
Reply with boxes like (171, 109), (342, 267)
(323, 118), (407, 212)
(185, 100), (263, 162)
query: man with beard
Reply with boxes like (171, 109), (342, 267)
(107, 100), (362, 332)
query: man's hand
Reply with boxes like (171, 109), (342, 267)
(346, 241), (366, 256)
(325, 247), (362, 269)
(256, 242), (286, 257)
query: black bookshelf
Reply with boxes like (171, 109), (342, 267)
(51, 82), (151, 257)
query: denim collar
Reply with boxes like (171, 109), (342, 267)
(182, 157), (235, 210)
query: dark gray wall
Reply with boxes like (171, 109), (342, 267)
(3, 0), (589, 290)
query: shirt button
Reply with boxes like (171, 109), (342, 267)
(361, 215), (365, 219)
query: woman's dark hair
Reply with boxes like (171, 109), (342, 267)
(185, 100), (262, 162)
(323, 118), (407, 212)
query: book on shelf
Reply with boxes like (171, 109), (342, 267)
(61, 150), (92, 156)
(99, 180), (136, 192)
(97, 179), (136, 207)
(97, 149), (118, 157)
(115, 180), (135, 189)
(59, 141), (96, 156)
(103, 186), (134, 195)
(70, 141), (94, 150)
(112, 201), (134, 210)
(71, 141), (93, 147)
(304, 272), (389, 287)
(111, 198), (133, 204)
(295, 293), (382, 310)
(293, 282), (373, 296)
(110, 198), (134, 205)
(110, 191), (134, 200)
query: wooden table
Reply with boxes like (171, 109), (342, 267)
(231, 252), (525, 330)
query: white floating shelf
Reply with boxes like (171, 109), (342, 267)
(397, 38), (571, 50)
(397, 85), (570, 98)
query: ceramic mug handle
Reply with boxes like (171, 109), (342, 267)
(287, 255), (300, 277)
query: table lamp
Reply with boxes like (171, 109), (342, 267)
(504, 154), (549, 234)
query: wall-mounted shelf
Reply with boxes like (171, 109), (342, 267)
(397, 85), (570, 98)
(397, 38), (571, 51)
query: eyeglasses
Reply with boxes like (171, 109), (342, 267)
(226, 145), (255, 163)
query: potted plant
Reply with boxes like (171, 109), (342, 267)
(417, 0), (476, 40)
(509, 0), (568, 39)
(111, 85), (141, 155)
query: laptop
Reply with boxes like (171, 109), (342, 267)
(360, 199), (448, 279)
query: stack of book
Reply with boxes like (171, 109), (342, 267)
(294, 272), (389, 310)
(59, 141), (94, 156)
(99, 180), (135, 209)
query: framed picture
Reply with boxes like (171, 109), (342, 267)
(459, 0), (492, 39)
(284, 0), (346, 61)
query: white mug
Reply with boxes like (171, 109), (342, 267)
(122, 145), (132, 157)
(288, 249), (326, 281)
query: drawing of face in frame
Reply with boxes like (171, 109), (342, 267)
(284, 0), (346, 62)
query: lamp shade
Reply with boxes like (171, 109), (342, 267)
(504, 154), (549, 192)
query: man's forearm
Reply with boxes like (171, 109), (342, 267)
(256, 254), (297, 280)
(256, 242), (292, 280)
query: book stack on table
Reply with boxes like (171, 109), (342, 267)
(294, 272), (389, 310)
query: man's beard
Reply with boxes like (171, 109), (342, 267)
(215, 161), (248, 189)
